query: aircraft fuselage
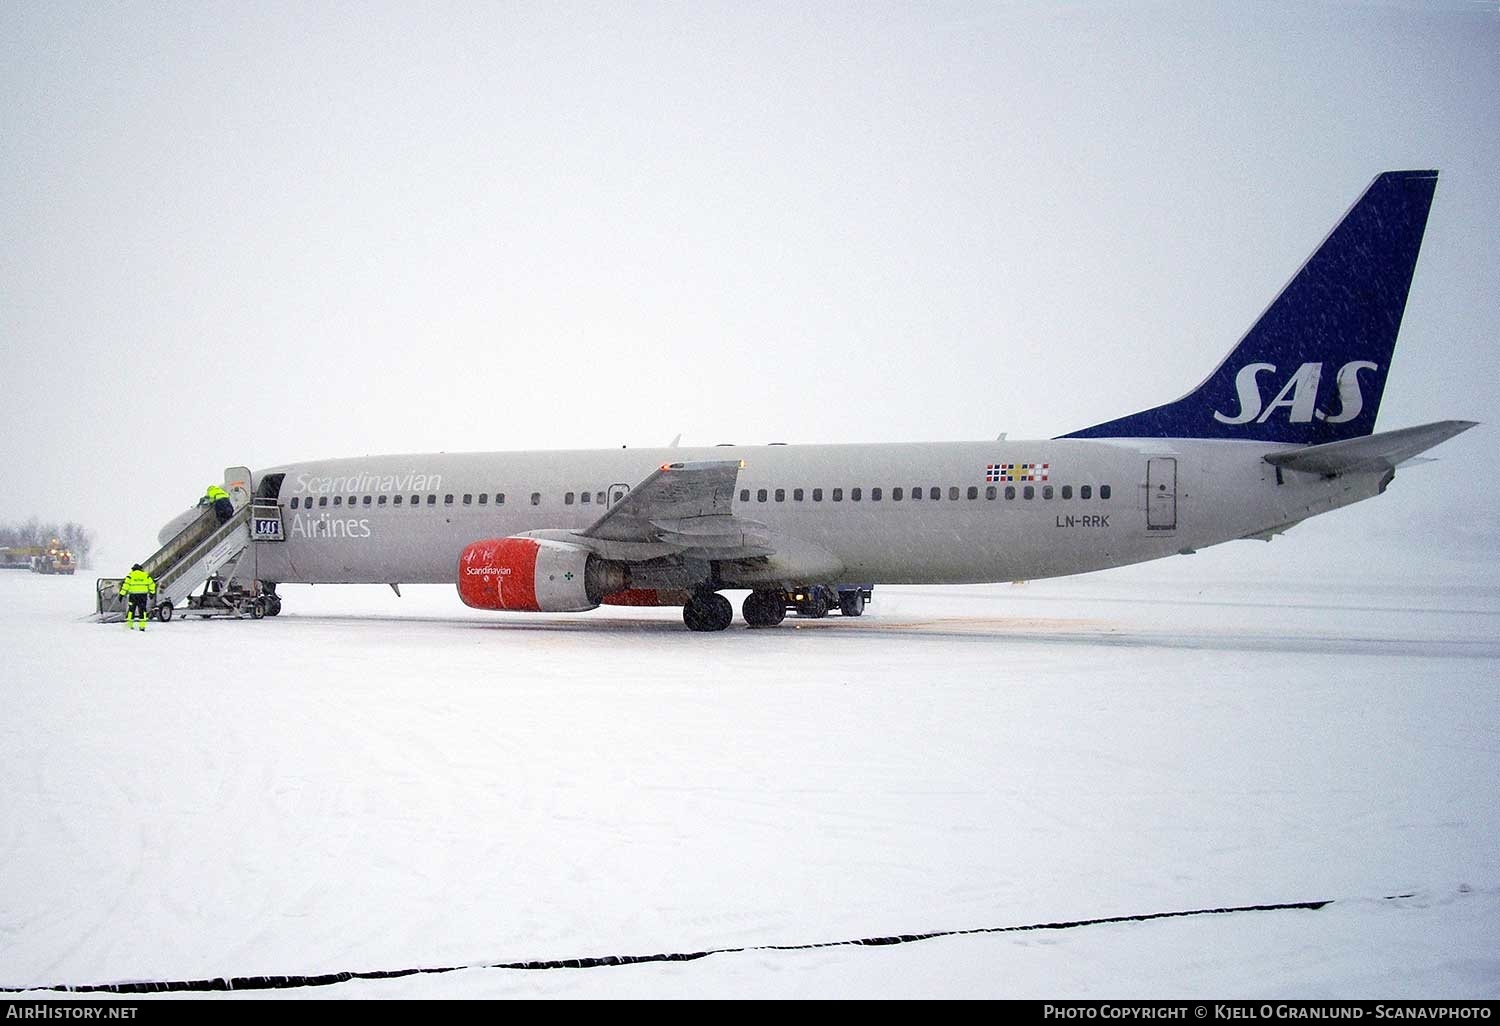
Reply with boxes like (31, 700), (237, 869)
(244, 438), (1374, 589)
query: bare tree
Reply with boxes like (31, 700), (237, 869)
(59, 522), (95, 569)
(1, 518), (97, 568)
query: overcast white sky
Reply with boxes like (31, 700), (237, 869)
(2, 0), (1496, 570)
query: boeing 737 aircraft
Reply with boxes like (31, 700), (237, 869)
(169, 170), (1473, 631)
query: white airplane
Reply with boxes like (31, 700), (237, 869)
(182, 170), (1474, 631)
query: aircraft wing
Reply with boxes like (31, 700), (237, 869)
(1264, 420), (1477, 477)
(579, 459), (772, 556)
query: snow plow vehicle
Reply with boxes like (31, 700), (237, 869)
(30, 540), (76, 575)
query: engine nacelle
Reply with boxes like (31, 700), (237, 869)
(457, 537), (627, 612)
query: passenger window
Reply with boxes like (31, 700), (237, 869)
(597, 492), (605, 505)
(444, 494), (454, 505)
(793, 488), (804, 501)
(477, 494), (487, 505)
(893, 487), (903, 501)
(986, 486), (996, 500)
(930, 487), (941, 500)
(911, 487), (921, 501)
(427, 495), (436, 506)
(463, 494), (472, 505)
(832, 488), (843, 501)
(531, 492), (541, 506)
(966, 486), (978, 500)
(393, 495), (403, 506)
(497, 493), (505, 505)
(740, 489), (749, 503)
(1062, 485), (1072, 500)
(290, 497), (300, 509)
(775, 488), (785, 502)
(361, 495), (370, 506)
(813, 488), (823, 501)
(565, 492), (575, 505)
(1005, 486), (1015, 500)
(1081, 485), (1092, 500)
(333, 496), (342, 507)
(378, 495), (387, 506)
(1043, 486), (1053, 500)
(851, 487), (861, 501)
(581, 491), (591, 504)
(871, 487), (882, 501)
(319, 497), (328, 507)
(1023, 486), (1035, 500)
(757, 489), (767, 502)
(949, 487), (959, 501)
(1101, 485), (1112, 500)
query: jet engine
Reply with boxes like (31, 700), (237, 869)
(457, 537), (627, 612)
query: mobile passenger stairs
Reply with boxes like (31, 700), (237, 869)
(95, 481), (286, 624)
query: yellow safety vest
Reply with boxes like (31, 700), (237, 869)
(119, 569), (157, 595)
(206, 485), (230, 502)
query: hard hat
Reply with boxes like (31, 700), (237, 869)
(132, 563), (143, 571)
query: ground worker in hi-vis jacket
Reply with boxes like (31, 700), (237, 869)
(204, 484), (233, 524)
(118, 563), (156, 631)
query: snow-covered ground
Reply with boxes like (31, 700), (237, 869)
(2, 555), (1497, 999)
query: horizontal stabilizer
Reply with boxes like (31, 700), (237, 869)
(1264, 420), (1476, 476)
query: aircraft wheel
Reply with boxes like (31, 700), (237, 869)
(743, 590), (786, 628)
(706, 592), (733, 630)
(250, 598), (266, 620)
(156, 601), (173, 623)
(683, 600), (710, 632)
(684, 591), (733, 632)
(838, 591), (865, 617)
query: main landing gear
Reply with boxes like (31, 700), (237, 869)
(741, 589), (787, 628)
(682, 589), (734, 632)
(682, 586), (868, 631)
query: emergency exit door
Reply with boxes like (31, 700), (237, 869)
(1146, 458), (1177, 531)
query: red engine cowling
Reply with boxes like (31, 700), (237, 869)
(457, 537), (626, 612)
(601, 588), (692, 607)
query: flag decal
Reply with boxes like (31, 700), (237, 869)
(986, 462), (1050, 483)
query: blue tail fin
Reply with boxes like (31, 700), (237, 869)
(1060, 170), (1438, 444)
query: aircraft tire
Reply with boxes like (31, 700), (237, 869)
(684, 591), (733, 632)
(743, 590), (786, 628)
(250, 598), (266, 620)
(838, 591), (865, 617)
